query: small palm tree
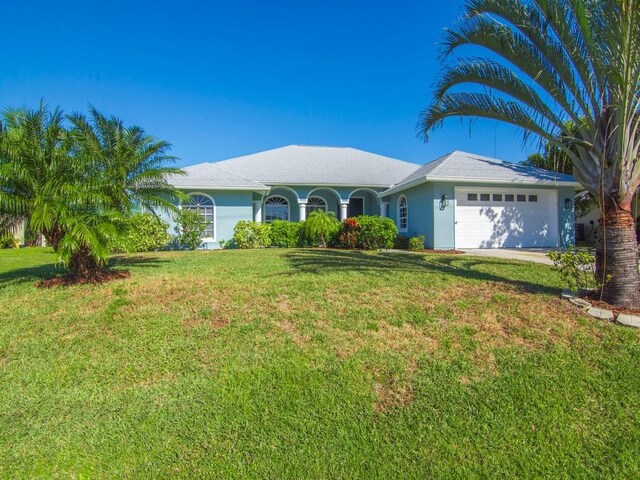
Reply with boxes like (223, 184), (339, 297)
(0, 102), (185, 282)
(304, 210), (340, 248)
(0, 102), (72, 250)
(419, 0), (640, 308)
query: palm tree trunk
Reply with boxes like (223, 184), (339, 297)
(595, 206), (640, 308)
(68, 245), (105, 281)
(43, 225), (64, 252)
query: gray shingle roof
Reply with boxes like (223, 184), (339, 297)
(168, 163), (269, 190)
(187, 145), (420, 187)
(384, 151), (579, 195)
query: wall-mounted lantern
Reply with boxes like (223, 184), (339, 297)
(440, 194), (449, 210)
(564, 198), (573, 210)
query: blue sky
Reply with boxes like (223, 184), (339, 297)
(2, 0), (537, 167)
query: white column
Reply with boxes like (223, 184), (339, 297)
(253, 201), (263, 222)
(299, 202), (307, 222)
(380, 202), (389, 217)
(340, 202), (349, 220)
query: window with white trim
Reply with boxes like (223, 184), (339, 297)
(184, 194), (215, 238)
(306, 196), (327, 216)
(398, 195), (408, 231)
(265, 195), (289, 222)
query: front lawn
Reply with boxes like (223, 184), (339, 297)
(0, 248), (639, 478)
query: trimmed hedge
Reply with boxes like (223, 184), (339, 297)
(270, 220), (304, 248)
(233, 221), (271, 249)
(408, 235), (425, 251)
(353, 215), (397, 250)
(111, 213), (172, 253)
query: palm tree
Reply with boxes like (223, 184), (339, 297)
(0, 102), (72, 250)
(419, 0), (640, 308)
(304, 210), (340, 247)
(0, 103), (185, 281)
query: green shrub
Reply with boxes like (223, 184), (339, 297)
(270, 220), (304, 248)
(110, 213), (171, 253)
(394, 235), (409, 249)
(547, 247), (601, 293)
(174, 209), (208, 250)
(233, 221), (272, 249)
(303, 211), (341, 247)
(0, 231), (19, 249)
(408, 235), (426, 251)
(354, 215), (398, 250)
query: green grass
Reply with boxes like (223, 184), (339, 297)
(0, 247), (639, 478)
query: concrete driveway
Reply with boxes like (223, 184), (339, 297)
(461, 248), (555, 265)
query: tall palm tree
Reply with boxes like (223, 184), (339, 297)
(419, 0), (640, 308)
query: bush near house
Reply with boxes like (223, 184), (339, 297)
(394, 235), (410, 250)
(269, 220), (304, 248)
(339, 218), (360, 249)
(174, 209), (208, 250)
(110, 213), (172, 253)
(233, 220), (272, 249)
(408, 235), (426, 251)
(354, 215), (398, 250)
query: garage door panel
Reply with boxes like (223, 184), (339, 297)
(455, 188), (558, 249)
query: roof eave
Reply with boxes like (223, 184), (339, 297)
(381, 176), (580, 197)
(171, 184), (270, 192)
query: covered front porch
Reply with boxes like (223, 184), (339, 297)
(252, 186), (390, 223)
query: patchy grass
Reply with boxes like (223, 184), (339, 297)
(0, 247), (639, 478)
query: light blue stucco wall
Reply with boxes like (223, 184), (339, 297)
(385, 183), (435, 248)
(167, 189), (254, 249)
(383, 182), (576, 250)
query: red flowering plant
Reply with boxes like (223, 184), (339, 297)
(339, 217), (359, 249)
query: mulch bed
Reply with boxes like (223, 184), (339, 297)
(37, 270), (130, 288)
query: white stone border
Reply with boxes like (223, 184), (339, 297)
(562, 290), (640, 328)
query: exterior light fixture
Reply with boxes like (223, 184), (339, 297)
(565, 198), (572, 210)
(440, 194), (449, 210)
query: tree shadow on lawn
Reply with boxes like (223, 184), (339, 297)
(283, 249), (560, 296)
(0, 255), (170, 288)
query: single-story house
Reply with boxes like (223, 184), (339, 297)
(167, 145), (580, 249)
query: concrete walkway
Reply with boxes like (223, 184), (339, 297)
(461, 248), (555, 265)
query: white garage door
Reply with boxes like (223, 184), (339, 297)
(454, 187), (559, 248)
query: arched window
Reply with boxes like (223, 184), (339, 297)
(398, 195), (408, 231)
(184, 194), (215, 239)
(264, 195), (289, 222)
(306, 196), (327, 216)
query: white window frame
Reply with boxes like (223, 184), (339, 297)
(182, 192), (216, 242)
(264, 195), (290, 222)
(398, 195), (408, 232)
(306, 195), (328, 216)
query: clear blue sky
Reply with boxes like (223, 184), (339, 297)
(2, 0), (536, 167)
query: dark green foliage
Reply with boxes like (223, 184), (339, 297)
(394, 235), (410, 249)
(269, 220), (304, 248)
(354, 215), (398, 250)
(408, 235), (426, 251)
(174, 209), (207, 250)
(111, 213), (171, 253)
(232, 220), (272, 249)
